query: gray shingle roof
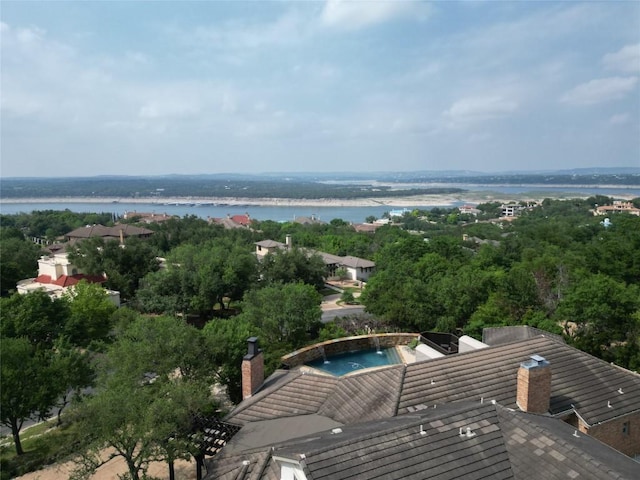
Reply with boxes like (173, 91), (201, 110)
(398, 335), (640, 426)
(65, 224), (153, 239)
(227, 335), (640, 433)
(210, 402), (640, 480)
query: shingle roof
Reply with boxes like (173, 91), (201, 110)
(340, 255), (375, 269)
(230, 372), (339, 425)
(254, 240), (286, 249)
(65, 224), (153, 240)
(211, 402), (640, 480)
(227, 335), (640, 433)
(398, 335), (640, 426)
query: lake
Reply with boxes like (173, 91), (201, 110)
(1, 185), (638, 223)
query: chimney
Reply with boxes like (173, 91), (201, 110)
(285, 234), (292, 248)
(516, 354), (551, 414)
(241, 337), (264, 400)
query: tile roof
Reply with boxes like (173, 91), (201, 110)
(339, 256), (375, 269)
(255, 240), (286, 249)
(35, 273), (105, 287)
(398, 335), (640, 426)
(227, 335), (640, 434)
(65, 224), (153, 239)
(210, 402), (640, 480)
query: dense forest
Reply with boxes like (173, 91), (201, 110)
(1, 196), (639, 478)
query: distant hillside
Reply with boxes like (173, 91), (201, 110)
(1, 169), (638, 199)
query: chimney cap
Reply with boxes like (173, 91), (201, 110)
(245, 337), (261, 359)
(521, 354), (549, 370)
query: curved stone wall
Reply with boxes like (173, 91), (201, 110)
(281, 333), (419, 368)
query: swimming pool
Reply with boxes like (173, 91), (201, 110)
(306, 347), (402, 376)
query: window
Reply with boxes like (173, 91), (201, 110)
(622, 421), (630, 435)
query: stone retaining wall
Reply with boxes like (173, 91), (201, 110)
(281, 333), (420, 368)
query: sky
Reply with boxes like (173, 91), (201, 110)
(1, 1), (639, 178)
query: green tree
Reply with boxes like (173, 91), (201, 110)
(63, 280), (117, 347)
(555, 273), (640, 359)
(136, 240), (257, 317)
(260, 248), (326, 290)
(0, 338), (62, 455)
(202, 317), (259, 403)
(239, 282), (322, 348)
(69, 237), (160, 301)
(0, 291), (70, 347)
(71, 316), (216, 480)
(0, 227), (42, 296)
(50, 338), (95, 426)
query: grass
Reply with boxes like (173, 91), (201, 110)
(1, 421), (82, 480)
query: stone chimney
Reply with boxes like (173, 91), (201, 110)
(516, 354), (551, 414)
(241, 337), (264, 400)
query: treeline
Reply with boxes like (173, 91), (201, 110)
(0, 176), (463, 199)
(391, 173), (640, 186)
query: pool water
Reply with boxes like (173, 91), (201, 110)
(306, 348), (402, 376)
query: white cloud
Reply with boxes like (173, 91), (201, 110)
(603, 44), (640, 73)
(320, 0), (426, 30)
(444, 96), (518, 125)
(608, 113), (631, 125)
(186, 10), (309, 52)
(138, 100), (199, 120)
(560, 77), (638, 105)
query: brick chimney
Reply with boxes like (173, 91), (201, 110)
(516, 354), (551, 414)
(241, 337), (264, 400)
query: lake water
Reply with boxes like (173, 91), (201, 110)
(1, 185), (638, 223)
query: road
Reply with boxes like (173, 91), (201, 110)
(320, 291), (366, 322)
(322, 306), (367, 323)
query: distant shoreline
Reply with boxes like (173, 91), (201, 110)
(1, 189), (636, 209)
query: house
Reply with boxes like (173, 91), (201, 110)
(458, 204), (481, 216)
(500, 204), (524, 217)
(254, 235), (375, 282)
(211, 214), (254, 229)
(205, 401), (640, 480)
(122, 211), (175, 224)
(16, 251), (120, 305)
(389, 208), (411, 217)
(202, 331), (640, 479)
(351, 223), (383, 233)
(64, 224), (154, 244)
(292, 215), (326, 225)
(338, 256), (375, 282)
(594, 201), (640, 217)
(15, 224), (147, 304)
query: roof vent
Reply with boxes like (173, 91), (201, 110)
(607, 401), (613, 408)
(419, 425), (427, 436)
(331, 428), (343, 434)
(618, 388), (624, 394)
(459, 427), (476, 438)
(242, 460), (250, 466)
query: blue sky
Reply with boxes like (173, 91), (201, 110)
(1, 1), (639, 177)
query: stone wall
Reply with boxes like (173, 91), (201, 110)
(281, 333), (419, 368)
